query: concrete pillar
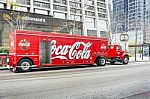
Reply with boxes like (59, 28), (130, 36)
(50, 0), (53, 16)
(30, 0), (34, 13)
(94, 0), (100, 37)
(81, 0), (87, 36)
(67, 0), (70, 20)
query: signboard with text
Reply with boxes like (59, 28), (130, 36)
(0, 9), (51, 25)
(120, 33), (129, 42)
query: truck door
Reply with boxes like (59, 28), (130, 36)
(116, 45), (122, 56)
(40, 40), (51, 64)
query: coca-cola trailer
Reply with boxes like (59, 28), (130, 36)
(7, 30), (129, 72)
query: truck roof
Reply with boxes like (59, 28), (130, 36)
(13, 30), (108, 41)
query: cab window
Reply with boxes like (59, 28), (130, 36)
(116, 45), (121, 50)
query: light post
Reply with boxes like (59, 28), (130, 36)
(134, 0), (139, 61)
(120, 33), (129, 50)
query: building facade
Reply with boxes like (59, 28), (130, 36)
(128, 0), (144, 31)
(144, 0), (150, 44)
(112, 0), (147, 32)
(111, 0), (150, 56)
(0, 0), (109, 48)
(112, 0), (127, 34)
(112, 0), (150, 44)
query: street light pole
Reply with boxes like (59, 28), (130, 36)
(135, 28), (138, 61)
(134, 0), (139, 61)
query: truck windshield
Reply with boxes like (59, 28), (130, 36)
(117, 45), (122, 50)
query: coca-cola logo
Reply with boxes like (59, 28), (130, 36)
(51, 40), (92, 60)
(18, 39), (30, 50)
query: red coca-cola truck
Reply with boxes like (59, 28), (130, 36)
(7, 30), (129, 72)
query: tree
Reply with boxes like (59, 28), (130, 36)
(3, 0), (30, 31)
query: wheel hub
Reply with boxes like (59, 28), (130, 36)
(21, 62), (30, 71)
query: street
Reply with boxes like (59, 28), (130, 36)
(0, 62), (150, 99)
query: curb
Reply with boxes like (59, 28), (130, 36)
(0, 67), (9, 70)
(129, 60), (150, 62)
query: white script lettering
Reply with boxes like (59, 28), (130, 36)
(51, 40), (92, 60)
(18, 39), (30, 47)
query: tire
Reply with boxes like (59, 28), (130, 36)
(96, 57), (106, 66)
(110, 61), (115, 65)
(123, 56), (129, 64)
(17, 59), (32, 72)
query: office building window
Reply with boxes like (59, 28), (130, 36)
(54, 0), (66, 5)
(100, 31), (107, 38)
(97, 0), (105, 2)
(97, 2), (106, 8)
(53, 5), (67, 11)
(86, 6), (95, 11)
(97, 8), (106, 13)
(70, 8), (81, 14)
(35, 9), (48, 15)
(85, 11), (95, 16)
(0, 4), (4, 8)
(71, 0), (81, 2)
(54, 12), (66, 19)
(85, 0), (94, 5)
(85, 17), (95, 28)
(43, 0), (50, 1)
(87, 30), (97, 36)
(70, 15), (81, 21)
(70, 2), (81, 8)
(98, 13), (106, 18)
(16, 0), (30, 5)
(34, 1), (50, 8)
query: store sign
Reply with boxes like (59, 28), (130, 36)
(23, 14), (50, 25)
(0, 9), (51, 25)
(23, 16), (46, 23)
(120, 33), (129, 41)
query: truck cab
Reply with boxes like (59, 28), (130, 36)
(107, 45), (129, 64)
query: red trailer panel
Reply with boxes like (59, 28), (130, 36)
(8, 30), (109, 72)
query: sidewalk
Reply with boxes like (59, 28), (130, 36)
(0, 66), (9, 70)
(129, 56), (150, 62)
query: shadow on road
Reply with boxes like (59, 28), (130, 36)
(30, 65), (97, 72)
(29, 63), (124, 73)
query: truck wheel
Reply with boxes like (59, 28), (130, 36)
(18, 59), (32, 72)
(110, 61), (115, 65)
(123, 56), (129, 64)
(96, 57), (106, 66)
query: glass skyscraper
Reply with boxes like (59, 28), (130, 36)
(112, 0), (150, 44)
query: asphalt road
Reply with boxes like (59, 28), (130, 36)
(0, 62), (150, 99)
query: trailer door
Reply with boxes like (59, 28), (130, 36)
(40, 40), (51, 64)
